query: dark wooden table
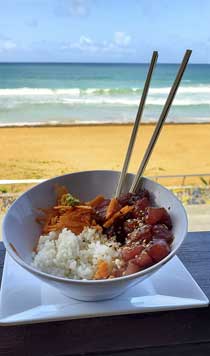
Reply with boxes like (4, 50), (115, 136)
(0, 232), (210, 356)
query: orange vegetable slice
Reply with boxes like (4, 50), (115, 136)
(103, 205), (133, 228)
(86, 195), (105, 208)
(94, 260), (109, 279)
(105, 198), (120, 219)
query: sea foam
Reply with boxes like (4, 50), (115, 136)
(1, 85), (210, 97)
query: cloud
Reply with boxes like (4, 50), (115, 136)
(79, 35), (94, 46)
(55, 0), (90, 17)
(62, 32), (134, 54)
(0, 38), (17, 52)
(64, 35), (98, 52)
(114, 32), (131, 47)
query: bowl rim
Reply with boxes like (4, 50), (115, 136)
(2, 170), (188, 284)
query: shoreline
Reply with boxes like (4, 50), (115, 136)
(1, 121), (210, 129)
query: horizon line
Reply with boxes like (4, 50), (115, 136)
(0, 61), (209, 65)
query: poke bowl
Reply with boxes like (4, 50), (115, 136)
(2, 170), (188, 301)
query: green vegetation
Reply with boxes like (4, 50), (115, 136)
(61, 193), (80, 207)
(0, 187), (8, 193)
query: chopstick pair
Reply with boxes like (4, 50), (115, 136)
(115, 49), (192, 197)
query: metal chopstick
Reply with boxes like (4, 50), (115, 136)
(130, 49), (192, 193)
(115, 51), (158, 197)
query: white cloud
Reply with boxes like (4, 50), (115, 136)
(114, 32), (131, 47)
(63, 35), (98, 52)
(79, 37), (97, 51)
(62, 32), (133, 54)
(0, 39), (17, 52)
(79, 35), (93, 46)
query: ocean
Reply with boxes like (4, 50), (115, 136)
(0, 63), (210, 126)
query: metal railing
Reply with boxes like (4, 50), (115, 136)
(147, 173), (210, 186)
(0, 173), (210, 186)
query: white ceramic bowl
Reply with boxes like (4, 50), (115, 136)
(2, 170), (188, 301)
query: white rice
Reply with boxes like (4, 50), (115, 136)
(32, 227), (120, 280)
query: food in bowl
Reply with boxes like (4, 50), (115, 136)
(32, 184), (174, 280)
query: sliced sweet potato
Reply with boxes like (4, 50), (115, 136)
(37, 207), (60, 234)
(53, 205), (73, 210)
(75, 205), (93, 210)
(94, 260), (109, 279)
(56, 208), (92, 235)
(105, 198), (120, 219)
(103, 205), (133, 228)
(87, 195), (105, 208)
(37, 204), (93, 235)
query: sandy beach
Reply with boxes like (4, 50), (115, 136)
(0, 123), (210, 183)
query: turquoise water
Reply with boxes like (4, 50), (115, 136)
(0, 63), (210, 125)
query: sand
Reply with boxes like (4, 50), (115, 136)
(0, 123), (210, 185)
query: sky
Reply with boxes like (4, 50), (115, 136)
(0, 0), (210, 63)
